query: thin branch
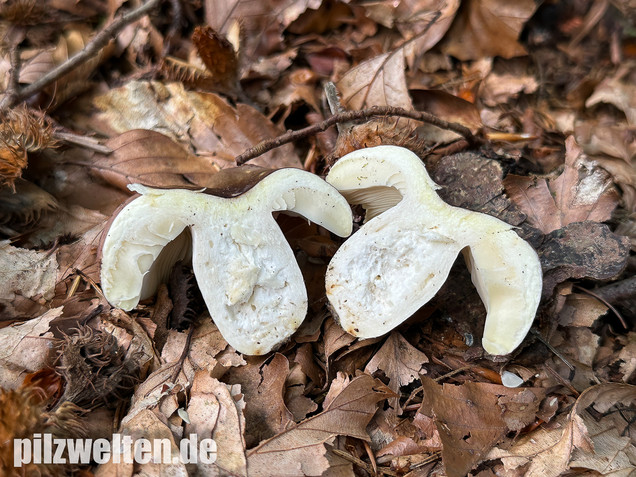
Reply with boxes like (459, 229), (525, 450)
(0, 0), (161, 110)
(235, 105), (481, 165)
(7, 36), (22, 98)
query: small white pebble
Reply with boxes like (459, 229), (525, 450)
(501, 370), (524, 388)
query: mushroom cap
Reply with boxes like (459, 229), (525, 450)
(325, 145), (542, 355)
(100, 167), (352, 355)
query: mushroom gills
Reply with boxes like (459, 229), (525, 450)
(339, 186), (403, 222)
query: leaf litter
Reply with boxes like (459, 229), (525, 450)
(0, 0), (634, 476)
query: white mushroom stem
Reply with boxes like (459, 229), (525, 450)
(325, 145), (542, 355)
(101, 169), (352, 355)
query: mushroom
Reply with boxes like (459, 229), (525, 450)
(100, 166), (353, 355)
(324, 145), (542, 355)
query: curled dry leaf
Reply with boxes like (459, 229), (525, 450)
(228, 353), (294, 448)
(364, 331), (428, 411)
(336, 51), (412, 111)
(204, 0), (320, 70)
(585, 62), (636, 126)
(411, 89), (482, 143)
(439, 0), (538, 60)
(0, 242), (58, 318)
(186, 371), (247, 477)
(90, 129), (219, 191)
(246, 373), (394, 476)
(285, 363), (318, 422)
(487, 383), (636, 477)
(419, 377), (545, 477)
(92, 81), (302, 169)
(191, 25), (240, 97)
(0, 307), (61, 390)
(95, 409), (188, 477)
(504, 136), (620, 234)
(395, 0), (461, 69)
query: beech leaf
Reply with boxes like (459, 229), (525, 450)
(246, 373), (394, 476)
(419, 377), (544, 477)
(487, 383), (636, 477)
(440, 0), (538, 60)
(92, 81), (302, 170)
(228, 353), (295, 448)
(364, 332), (427, 411)
(505, 136), (620, 234)
(336, 51), (412, 110)
(0, 307), (61, 390)
(89, 129), (219, 191)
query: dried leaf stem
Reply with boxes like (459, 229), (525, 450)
(235, 106), (480, 165)
(0, 0), (161, 111)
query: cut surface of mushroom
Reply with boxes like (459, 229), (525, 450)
(100, 168), (352, 355)
(325, 145), (542, 355)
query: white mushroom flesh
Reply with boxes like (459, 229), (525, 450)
(325, 145), (542, 355)
(101, 170), (352, 355)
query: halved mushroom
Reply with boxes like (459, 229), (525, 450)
(100, 167), (352, 355)
(325, 145), (542, 355)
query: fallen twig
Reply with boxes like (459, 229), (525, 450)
(0, 0), (161, 110)
(235, 105), (481, 165)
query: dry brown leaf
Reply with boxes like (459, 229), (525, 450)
(205, 0), (320, 69)
(246, 373), (394, 476)
(95, 409), (188, 476)
(19, 28), (104, 108)
(585, 62), (636, 126)
(503, 175), (561, 233)
(364, 331), (428, 410)
(285, 363), (318, 422)
(0, 242), (58, 318)
(28, 204), (107, 250)
(323, 317), (355, 362)
(294, 342), (324, 387)
(479, 59), (539, 107)
(336, 51), (412, 110)
(55, 222), (104, 284)
(227, 353), (294, 448)
(90, 129), (219, 191)
(394, 0), (460, 69)
(186, 371), (248, 477)
(504, 136), (620, 234)
(558, 293), (609, 328)
(440, 0), (538, 60)
(487, 383), (636, 477)
(191, 25), (240, 97)
(161, 318), (243, 382)
(91, 81), (302, 169)
(0, 307), (61, 390)
(561, 326), (600, 367)
(616, 332), (636, 383)
(419, 377), (544, 477)
(362, 0), (459, 69)
(120, 317), (240, 429)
